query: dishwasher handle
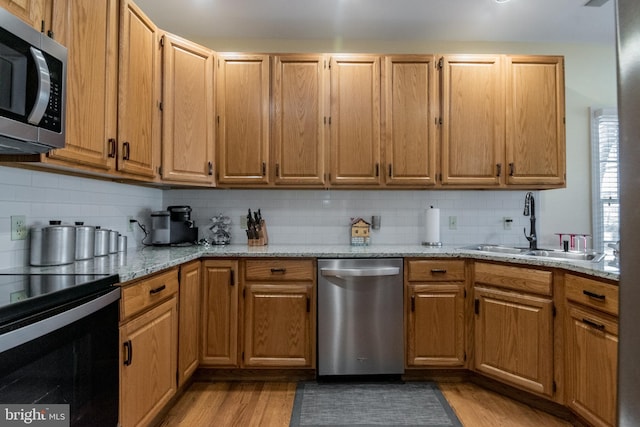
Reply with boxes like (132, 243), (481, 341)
(320, 267), (400, 278)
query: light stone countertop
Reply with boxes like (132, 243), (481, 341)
(1, 243), (620, 283)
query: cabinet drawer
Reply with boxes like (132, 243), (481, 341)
(244, 259), (315, 281)
(565, 273), (619, 316)
(121, 269), (179, 320)
(406, 259), (465, 282)
(474, 262), (552, 296)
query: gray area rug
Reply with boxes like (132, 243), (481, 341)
(289, 382), (463, 427)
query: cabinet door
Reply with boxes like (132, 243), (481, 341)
(243, 283), (315, 368)
(383, 55), (437, 186)
(407, 283), (465, 367)
(120, 296), (177, 427)
(216, 53), (270, 185)
(0, 0), (46, 30)
(45, 0), (118, 171)
(505, 55), (565, 186)
(178, 260), (201, 386)
(474, 286), (554, 396)
(441, 55), (504, 186)
(161, 33), (215, 185)
(329, 55), (381, 186)
(117, 0), (159, 179)
(566, 304), (618, 427)
(201, 260), (239, 366)
(272, 54), (327, 186)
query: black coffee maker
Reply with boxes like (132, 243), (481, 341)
(152, 206), (198, 245)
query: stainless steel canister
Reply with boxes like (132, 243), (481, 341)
(118, 234), (127, 252)
(108, 230), (119, 253)
(94, 226), (110, 257)
(74, 222), (95, 260)
(30, 221), (76, 266)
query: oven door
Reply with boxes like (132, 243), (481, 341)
(0, 287), (120, 427)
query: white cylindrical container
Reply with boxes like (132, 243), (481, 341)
(422, 206), (441, 246)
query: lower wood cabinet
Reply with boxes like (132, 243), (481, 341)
(119, 269), (179, 427)
(200, 260), (239, 367)
(243, 282), (315, 367)
(564, 273), (619, 427)
(242, 259), (316, 368)
(473, 262), (554, 397)
(178, 260), (201, 386)
(405, 259), (467, 367)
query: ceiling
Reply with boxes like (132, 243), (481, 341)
(134, 0), (616, 45)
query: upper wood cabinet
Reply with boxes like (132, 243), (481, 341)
(0, 0), (47, 30)
(272, 54), (328, 187)
(160, 33), (215, 185)
(216, 53), (270, 186)
(383, 55), (437, 186)
(440, 54), (505, 187)
(329, 55), (382, 186)
(44, 0), (118, 172)
(117, 0), (160, 179)
(505, 55), (565, 187)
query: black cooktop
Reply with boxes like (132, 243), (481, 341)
(0, 272), (120, 331)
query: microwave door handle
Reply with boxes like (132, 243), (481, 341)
(27, 47), (51, 125)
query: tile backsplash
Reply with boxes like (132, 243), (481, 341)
(165, 188), (535, 247)
(0, 165), (538, 269)
(0, 166), (163, 269)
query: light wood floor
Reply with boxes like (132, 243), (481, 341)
(158, 381), (573, 427)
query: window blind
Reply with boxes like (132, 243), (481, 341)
(590, 107), (619, 255)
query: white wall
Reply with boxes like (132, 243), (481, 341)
(0, 166), (163, 269)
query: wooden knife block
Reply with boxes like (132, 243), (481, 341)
(248, 220), (268, 246)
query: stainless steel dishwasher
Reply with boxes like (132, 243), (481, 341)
(318, 258), (404, 376)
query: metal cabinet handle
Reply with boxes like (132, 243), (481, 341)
(430, 269), (447, 274)
(262, 162), (266, 177)
(582, 318), (605, 331)
(123, 142), (131, 160)
(123, 340), (133, 366)
(583, 290), (606, 300)
(411, 295), (415, 312)
(375, 163), (380, 177)
(149, 284), (166, 295)
(388, 164), (393, 178)
(320, 267), (400, 278)
(208, 161), (213, 176)
(509, 162), (515, 176)
(108, 138), (116, 158)
(496, 163), (502, 177)
(270, 268), (287, 274)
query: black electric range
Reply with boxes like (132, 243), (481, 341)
(0, 271), (120, 333)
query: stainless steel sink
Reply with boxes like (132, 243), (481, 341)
(525, 249), (606, 262)
(462, 244), (605, 263)
(463, 245), (529, 255)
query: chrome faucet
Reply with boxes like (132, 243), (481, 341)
(523, 192), (537, 250)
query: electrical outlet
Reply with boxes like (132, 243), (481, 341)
(240, 215), (248, 229)
(127, 216), (134, 232)
(448, 216), (457, 230)
(11, 215), (27, 240)
(503, 217), (513, 230)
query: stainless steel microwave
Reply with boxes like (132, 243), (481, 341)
(0, 7), (67, 155)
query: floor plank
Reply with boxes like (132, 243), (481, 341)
(159, 381), (572, 427)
